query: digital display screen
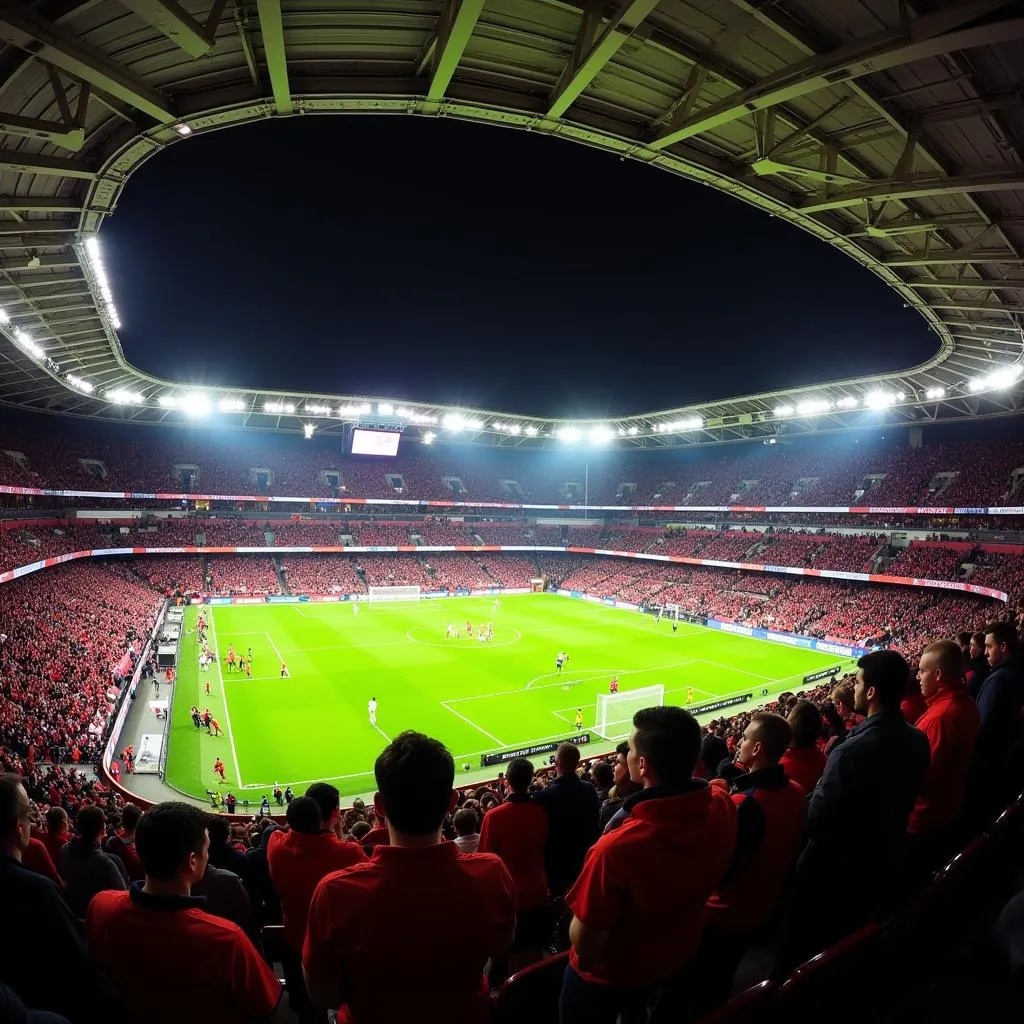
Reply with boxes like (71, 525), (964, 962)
(351, 428), (401, 457)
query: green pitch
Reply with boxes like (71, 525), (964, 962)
(164, 593), (850, 802)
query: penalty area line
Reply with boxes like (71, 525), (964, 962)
(440, 701), (505, 747)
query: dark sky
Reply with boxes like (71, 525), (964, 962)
(104, 116), (936, 419)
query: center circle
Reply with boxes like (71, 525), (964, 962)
(406, 625), (522, 649)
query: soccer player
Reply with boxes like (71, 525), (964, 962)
(556, 651), (568, 674)
(213, 757), (226, 781)
(204, 678), (211, 696)
(353, 600), (360, 616)
(687, 687), (695, 704)
(244, 659), (252, 679)
(610, 676), (619, 694)
(248, 647), (254, 663)
(655, 607), (663, 622)
(446, 623), (457, 639)
(281, 662), (288, 678)
(466, 620), (473, 636)
(210, 718), (222, 737)
(672, 619), (679, 634)
(493, 598), (500, 613)
(368, 697), (378, 727)
(574, 709), (583, 732)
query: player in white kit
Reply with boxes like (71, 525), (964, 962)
(368, 697), (377, 726)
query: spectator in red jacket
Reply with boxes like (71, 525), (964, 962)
(780, 700), (827, 795)
(561, 707), (737, 1024)
(105, 804), (144, 882)
(703, 712), (807, 1005)
(908, 639), (981, 875)
(303, 732), (515, 1024)
(38, 806), (71, 868)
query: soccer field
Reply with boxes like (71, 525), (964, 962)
(164, 593), (851, 801)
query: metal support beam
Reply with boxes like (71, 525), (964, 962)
(650, 2), (1024, 149)
(904, 278), (1024, 291)
(0, 111), (85, 151)
(0, 254), (80, 272)
(0, 149), (95, 179)
(0, 197), (83, 213)
(799, 171), (1024, 213)
(749, 157), (862, 187)
(883, 251), (1024, 266)
(255, 0), (291, 114)
(930, 300), (1024, 314)
(547, 0), (661, 119)
(0, 6), (175, 124)
(119, 0), (221, 56)
(426, 0), (485, 101)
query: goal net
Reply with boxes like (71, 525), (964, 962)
(594, 684), (665, 741)
(367, 585), (421, 603)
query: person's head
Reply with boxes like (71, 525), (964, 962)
(612, 741), (630, 788)
(970, 631), (986, 659)
(957, 631), (972, 654)
(735, 713), (792, 771)
(135, 802), (210, 886)
(76, 804), (105, 845)
(374, 731), (456, 839)
(0, 774), (32, 855)
(349, 820), (370, 841)
(832, 681), (855, 716)
(855, 650), (911, 715)
(45, 805), (68, 835)
(628, 706), (700, 788)
(505, 757), (534, 794)
(206, 815), (230, 846)
(120, 804), (142, 835)
(591, 761), (614, 790)
(985, 621), (1019, 669)
(286, 796), (322, 836)
(554, 742), (581, 776)
(787, 700), (823, 750)
(917, 639), (964, 700)
(820, 702), (845, 739)
(453, 807), (478, 837)
(305, 782), (341, 830)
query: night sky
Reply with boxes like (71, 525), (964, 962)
(104, 116), (936, 419)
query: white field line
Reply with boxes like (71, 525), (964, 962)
(440, 701), (505, 747)
(372, 723), (392, 743)
(208, 605), (243, 787)
(263, 631), (288, 670)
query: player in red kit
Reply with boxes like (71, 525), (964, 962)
(213, 757), (226, 781)
(610, 676), (619, 694)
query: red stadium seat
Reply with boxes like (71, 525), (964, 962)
(492, 951), (568, 1024)
(691, 980), (777, 1024)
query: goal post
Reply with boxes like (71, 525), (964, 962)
(594, 684), (665, 741)
(367, 585), (421, 603)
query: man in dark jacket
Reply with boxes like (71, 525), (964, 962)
(776, 649), (929, 975)
(60, 805), (128, 917)
(966, 630), (990, 701)
(534, 743), (599, 898)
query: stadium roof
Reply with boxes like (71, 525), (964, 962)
(1, 0), (1024, 450)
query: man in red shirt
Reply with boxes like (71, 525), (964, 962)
(38, 806), (71, 867)
(478, 756), (550, 970)
(703, 713), (807, 1004)
(105, 803), (144, 882)
(87, 802), (285, 1024)
(908, 639), (981, 875)
(562, 706), (737, 1023)
(303, 731), (516, 1024)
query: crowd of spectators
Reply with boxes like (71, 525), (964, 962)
(204, 556), (280, 595)
(279, 556), (365, 595)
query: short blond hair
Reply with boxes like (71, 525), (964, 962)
(922, 638), (964, 680)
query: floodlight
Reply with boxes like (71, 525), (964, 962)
(971, 365), (1023, 392)
(525, 425), (538, 436)
(796, 398), (830, 416)
(628, 426), (639, 436)
(864, 391), (895, 408)
(83, 236), (122, 330)
(305, 403), (332, 416)
(107, 389), (142, 405)
(377, 403), (394, 416)
(174, 123), (192, 136)
(182, 393), (211, 418)
(835, 396), (859, 409)
(464, 417), (484, 430)
(558, 426), (581, 443)
(396, 407), (414, 419)
(508, 424), (521, 435)
(263, 400), (294, 414)
(423, 431), (436, 445)
(0, 307), (9, 324)
(774, 405), (794, 417)
(896, 391), (906, 401)
(588, 425), (613, 445)
(443, 412), (465, 431)
(924, 387), (945, 400)
(66, 374), (94, 393)
(303, 423), (315, 439)
(219, 397), (245, 412)
(158, 395), (179, 408)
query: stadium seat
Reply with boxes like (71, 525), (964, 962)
(776, 924), (881, 1022)
(492, 950), (568, 1024)
(691, 980), (776, 1024)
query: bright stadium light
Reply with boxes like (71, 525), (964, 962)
(0, 306), (9, 324)
(924, 387), (946, 399)
(12, 327), (44, 360)
(558, 426), (581, 443)
(588, 425), (613, 445)
(864, 390), (896, 408)
(377, 402), (394, 416)
(970, 365), (1023, 392)
(525, 425), (538, 436)
(423, 431), (436, 445)
(774, 405), (794, 418)
(107, 389), (143, 405)
(395, 407), (415, 419)
(835, 396), (859, 409)
(83, 236), (122, 330)
(303, 423), (315, 439)
(66, 374), (94, 393)
(305, 403), (332, 416)
(796, 398), (831, 416)
(464, 417), (484, 430)
(174, 123), (192, 136)
(508, 423), (521, 435)
(158, 395), (179, 408)
(443, 412), (465, 431)
(628, 425), (639, 436)
(219, 397), (245, 412)
(338, 402), (371, 416)
(263, 400), (295, 414)
(182, 393), (211, 418)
